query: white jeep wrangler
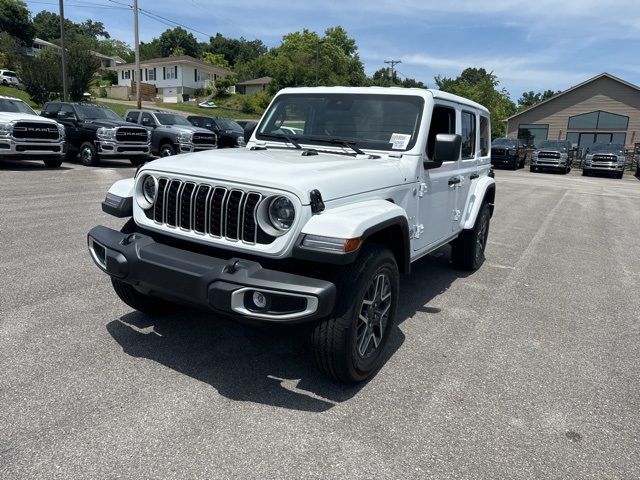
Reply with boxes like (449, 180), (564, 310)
(88, 87), (495, 383)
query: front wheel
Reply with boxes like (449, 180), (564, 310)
(451, 202), (491, 271)
(43, 158), (62, 168)
(310, 244), (399, 383)
(129, 157), (149, 167)
(159, 143), (176, 157)
(79, 141), (99, 166)
(111, 278), (181, 315)
(582, 169), (589, 176)
(530, 165), (536, 173)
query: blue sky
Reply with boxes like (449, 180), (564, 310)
(25, 0), (640, 99)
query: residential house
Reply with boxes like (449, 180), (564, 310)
(237, 76), (272, 95)
(23, 38), (125, 68)
(111, 55), (235, 103)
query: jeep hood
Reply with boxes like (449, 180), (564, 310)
(0, 112), (58, 124)
(143, 147), (407, 203)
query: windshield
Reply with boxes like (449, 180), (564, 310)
(256, 93), (424, 152)
(217, 118), (242, 132)
(75, 105), (122, 121)
(0, 98), (36, 115)
(538, 141), (568, 152)
(155, 113), (192, 126)
(493, 138), (517, 147)
(591, 143), (624, 154)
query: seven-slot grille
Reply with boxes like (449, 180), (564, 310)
(192, 133), (216, 145)
(12, 122), (59, 141)
(148, 178), (272, 244)
(537, 151), (561, 159)
(593, 154), (617, 162)
(115, 127), (148, 143)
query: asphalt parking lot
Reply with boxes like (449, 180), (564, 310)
(1, 159), (639, 479)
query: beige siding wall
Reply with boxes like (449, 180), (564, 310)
(507, 76), (640, 147)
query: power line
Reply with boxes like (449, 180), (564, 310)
(384, 59), (401, 80)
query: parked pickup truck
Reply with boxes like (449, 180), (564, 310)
(187, 115), (246, 148)
(88, 87), (495, 383)
(490, 137), (526, 169)
(0, 95), (65, 168)
(582, 143), (626, 179)
(530, 140), (574, 174)
(41, 102), (151, 166)
(124, 109), (217, 157)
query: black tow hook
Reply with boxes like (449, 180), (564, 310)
(120, 233), (139, 246)
(224, 260), (241, 274)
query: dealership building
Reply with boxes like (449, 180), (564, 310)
(506, 73), (640, 153)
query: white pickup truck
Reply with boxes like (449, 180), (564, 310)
(88, 87), (496, 383)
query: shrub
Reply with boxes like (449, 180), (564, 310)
(99, 87), (107, 98)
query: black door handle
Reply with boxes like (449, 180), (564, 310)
(448, 177), (461, 186)
(470, 173), (479, 180)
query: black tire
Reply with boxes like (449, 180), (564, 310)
(65, 149), (77, 161)
(159, 143), (176, 157)
(43, 158), (62, 168)
(520, 156), (526, 169)
(510, 159), (518, 170)
(79, 141), (99, 166)
(111, 278), (181, 315)
(451, 202), (491, 271)
(582, 169), (589, 176)
(310, 244), (399, 383)
(530, 165), (536, 173)
(566, 166), (571, 174)
(617, 171), (624, 179)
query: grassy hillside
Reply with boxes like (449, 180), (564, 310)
(0, 86), (38, 107)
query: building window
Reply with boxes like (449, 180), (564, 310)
(148, 68), (156, 81)
(479, 115), (490, 156)
(123, 70), (131, 80)
(461, 111), (476, 159)
(165, 67), (177, 80)
(567, 111), (628, 130)
(518, 124), (548, 147)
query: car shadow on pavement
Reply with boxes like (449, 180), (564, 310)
(106, 246), (469, 412)
(0, 159), (72, 171)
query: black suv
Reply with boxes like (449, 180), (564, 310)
(41, 103), (151, 166)
(491, 138), (527, 169)
(187, 115), (246, 148)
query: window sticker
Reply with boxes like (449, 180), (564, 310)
(389, 133), (411, 150)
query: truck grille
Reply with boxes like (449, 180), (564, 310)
(491, 148), (506, 157)
(192, 133), (216, 145)
(115, 127), (148, 143)
(149, 178), (273, 244)
(12, 122), (59, 141)
(537, 151), (561, 159)
(593, 155), (616, 162)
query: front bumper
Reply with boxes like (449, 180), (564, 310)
(96, 141), (151, 157)
(0, 138), (65, 158)
(491, 155), (517, 166)
(178, 143), (217, 153)
(584, 162), (624, 172)
(87, 225), (336, 323)
(532, 159), (567, 169)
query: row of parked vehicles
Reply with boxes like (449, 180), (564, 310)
(0, 94), (248, 168)
(491, 137), (632, 179)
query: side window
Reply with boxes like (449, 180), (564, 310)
(479, 116), (490, 156)
(426, 105), (456, 160)
(125, 111), (140, 123)
(140, 112), (155, 126)
(189, 117), (200, 127)
(59, 104), (75, 119)
(43, 103), (60, 117)
(461, 111), (476, 159)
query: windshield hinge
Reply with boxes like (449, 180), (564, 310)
(309, 189), (325, 214)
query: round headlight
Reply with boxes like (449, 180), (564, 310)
(136, 174), (157, 210)
(268, 196), (295, 231)
(142, 175), (157, 203)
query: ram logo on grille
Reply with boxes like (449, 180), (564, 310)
(593, 155), (616, 162)
(538, 151), (561, 159)
(148, 178), (273, 245)
(12, 122), (59, 140)
(192, 134), (216, 144)
(115, 128), (148, 143)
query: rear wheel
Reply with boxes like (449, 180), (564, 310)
(451, 202), (491, 271)
(79, 141), (99, 166)
(43, 158), (62, 168)
(159, 143), (176, 157)
(310, 244), (399, 383)
(129, 157), (148, 167)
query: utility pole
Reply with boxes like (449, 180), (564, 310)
(315, 39), (323, 86)
(58, 0), (68, 101)
(384, 59), (401, 83)
(133, 0), (141, 109)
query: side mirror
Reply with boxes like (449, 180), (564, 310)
(425, 134), (462, 169)
(57, 111), (77, 122)
(244, 121), (258, 144)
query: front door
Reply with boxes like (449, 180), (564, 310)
(414, 103), (459, 252)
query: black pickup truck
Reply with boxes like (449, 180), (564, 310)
(490, 137), (527, 169)
(41, 102), (151, 166)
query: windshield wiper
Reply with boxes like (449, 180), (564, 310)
(307, 137), (365, 155)
(258, 133), (302, 149)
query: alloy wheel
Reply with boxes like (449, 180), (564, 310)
(81, 146), (93, 162)
(356, 272), (392, 359)
(475, 213), (489, 263)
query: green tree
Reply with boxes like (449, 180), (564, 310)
(20, 47), (62, 104)
(205, 33), (267, 67)
(369, 67), (425, 88)
(0, 0), (35, 46)
(66, 37), (100, 100)
(517, 89), (559, 110)
(158, 27), (200, 57)
(201, 52), (231, 70)
(435, 68), (516, 137)
(76, 19), (109, 39)
(0, 31), (23, 70)
(140, 39), (162, 60)
(95, 39), (133, 63)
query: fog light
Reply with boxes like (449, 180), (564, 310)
(252, 291), (268, 310)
